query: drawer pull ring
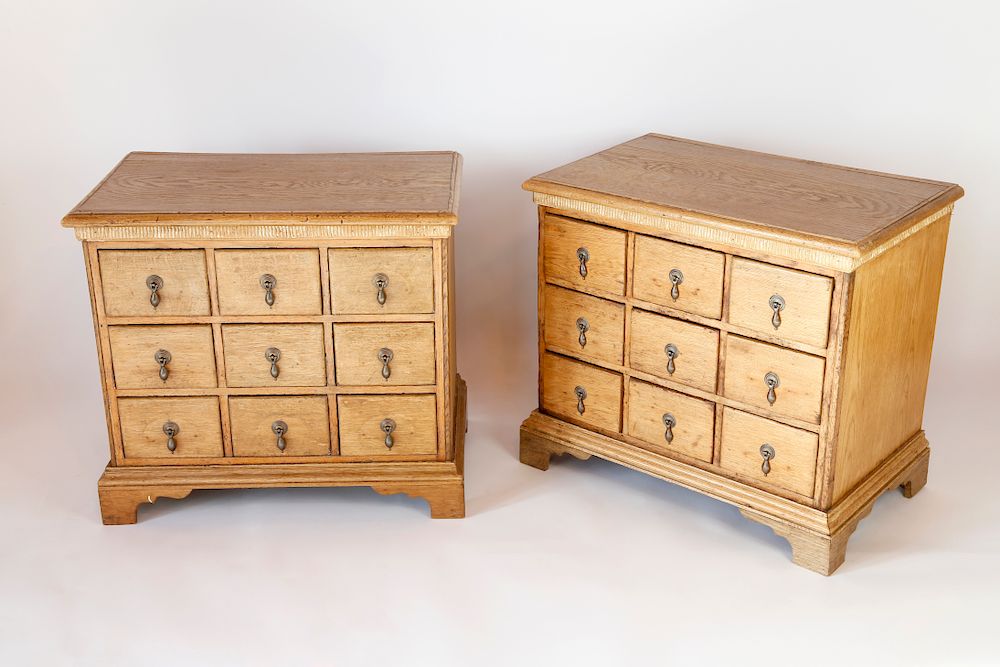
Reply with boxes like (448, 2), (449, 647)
(576, 317), (589, 348)
(380, 418), (396, 449)
(668, 269), (684, 301)
(265, 347), (281, 379)
(576, 248), (590, 278)
(260, 274), (277, 307)
(146, 275), (163, 308)
(769, 294), (785, 329)
(574, 385), (587, 415)
(373, 273), (389, 306)
(153, 349), (172, 382)
(764, 371), (780, 405)
(662, 413), (676, 443)
(271, 420), (288, 452)
(664, 343), (679, 375)
(162, 421), (179, 453)
(378, 347), (394, 380)
(760, 444), (775, 476)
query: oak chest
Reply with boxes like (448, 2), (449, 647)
(65, 151), (466, 523)
(520, 134), (962, 574)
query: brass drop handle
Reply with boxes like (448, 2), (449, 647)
(760, 444), (775, 476)
(260, 274), (277, 307)
(574, 385), (587, 415)
(668, 269), (684, 301)
(163, 421), (179, 453)
(764, 372), (780, 405)
(265, 347), (281, 379)
(146, 275), (163, 308)
(577, 247), (590, 278)
(272, 420), (288, 452)
(664, 343), (679, 375)
(662, 413), (676, 443)
(769, 294), (785, 329)
(373, 273), (389, 306)
(378, 347), (394, 380)
(380, 418), (396, 449)
(153, 349), (172, 382)
(576, 317), (589, 348)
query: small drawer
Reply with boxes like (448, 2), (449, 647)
(215, 249), (322, 315)
(632, 236), (725, 318)
(629, 309), (718, 393)
(118, 396), (223, 459)
(543, 284), (624, 365)
(229, 396), (331, 457)
(728, 258), (833, 348)
(723, 336), (825, 424)
(222, 323), (327, 387)
(719, 407), (818, 497)
(328, 247), (434, 314)
(109, 325), (217, 389)
(541, 353), (622, 432)
(337, 394), (437, 456)
(98, 249), (210, 317)
(626, 379), (715, 462)
(543, 216), (626, 296)
(333, 322), (436, 386)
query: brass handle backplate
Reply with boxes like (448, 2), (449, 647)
(265, 347), (281, 379)
(260, 274), (277, 307)
(664, 343), (679, 376)
(380, 418), (396, 449)
(577, 247), (590, 278)
(668, 269), (684, 301)
(760, 443), (775, 476)
(764, 371), (780, 405)
(769, 294), (785, 329)
(272, 420), (288, 452)
(574, 385), (587, 415)
(373, 273), (389, 306)
(153, 349), (172, 382)
(146, 275), (163, 308)
(576, 317), (589, 348)
(662, 413), (676, 443)
(378, 347), (394, 380)
(162, 421), (179, 453)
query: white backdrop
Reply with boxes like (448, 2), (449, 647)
(2, 1), (998, 664)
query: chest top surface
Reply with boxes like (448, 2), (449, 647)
(63, 151), (462, 226)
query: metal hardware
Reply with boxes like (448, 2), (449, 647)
(664, 343), (679, 375)
(574, 386), (587, 415)
(271, 420), (288, 452)
(576, 248), (590, 278)
(265, 347), (281, 379)
(769, 294), (785, 329)
(576, 317), (589, 348)
(380, 418), (396, 449)
(162, 421), (179, 453)
(146, 275), (163, 308)
(760, 444), (775, 476)
(260, 274), (277, 307)
(373, 273), (389, 306)
(153, 349), (172, 382)
(662, 413), (676, 443)
(764, 371), (780, 405)
(668, 269), (684, 301)
(378, 347), (394, 380)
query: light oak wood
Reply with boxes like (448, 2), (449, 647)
(543, 284), (624, 365)
(632, 235), (725, 318)
(723, 335), (826, 423)
(626, 379), (714, 462)
(99, 249), (210, 316)
(333, 322), (436, 386)
(628, 308), (718, 393)
(328, 247), (434, 314)
(541, 353), (622, 433)
(543, 215), (626, 296)
(337, 394), (437, 456)
(118, 397), (224, 459)
(108, 325), (217, 389)
(719, 407), (818, 497)
(221, 323), (327, 387)
(229, 396), (331, 457)
(215, 249), (322, 315)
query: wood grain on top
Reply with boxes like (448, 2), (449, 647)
(524, 134), (962, 249)
(64, 151), (461, 225)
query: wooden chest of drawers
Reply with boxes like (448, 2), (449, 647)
(64, 151), (466, 523)
(520, 134), (963, 574)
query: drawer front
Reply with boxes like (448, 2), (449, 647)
(719, 407), (818, 497)
(629, 309), (719, 393)
(626, 379), (715, 462)
(543, 216), (626, 296)
(543, 284), (624, 365)
(229, 396), (331, 457)
(222, 323), (327, 387)
(99, 249), (210, 316)
(337, 394), (437, 456)
(118, 396), (223, 459)
(109, 325), (217, 389)
(723, 336), (825, 424)
(215, 249), (322, 315)
(541, 353), (622, 432)
(632, 236), (725, 318)
(333, 322), (436, 386)
(728, 258), (834, 348)
(328, 248), (434, 314)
